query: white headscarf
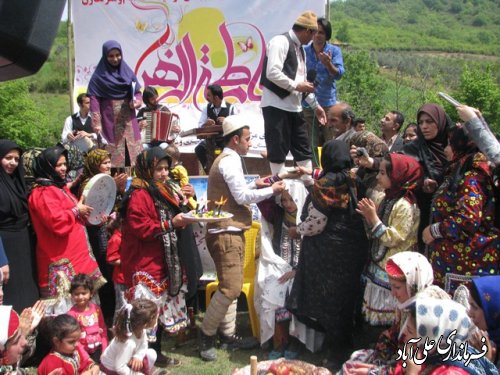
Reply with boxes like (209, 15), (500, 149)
(386, 251), (434, 310)
(255, 179), (308, 344)
(275, 179), (308, 225)
(415, 297), (472, 346)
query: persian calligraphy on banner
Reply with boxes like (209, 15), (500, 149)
(72, 0), (325, 152)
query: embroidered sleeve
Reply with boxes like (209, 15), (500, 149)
(438, 171), (489, 240)
(376, 199), (420, 248)
(297, 202), (328, 236)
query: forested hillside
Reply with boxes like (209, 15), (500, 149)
(0, 1), (498, 148)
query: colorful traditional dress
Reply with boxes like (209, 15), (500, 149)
(429, 148), (499, 293)
(68, 302), (108, 356)
(121, 148), (189, 334)
(0, 140), (39, 311)
(287, 140), (369, 358)
(28, 147), (104, 308)
(88, 40), (142, 168)
(341, 252), (442, 375)
(363, 154), (422, 326)
(37, 343), (95, 375)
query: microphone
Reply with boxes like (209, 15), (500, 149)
(306, 69), (319, 86)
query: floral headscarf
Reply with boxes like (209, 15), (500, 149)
(383, 153), (423, 204)
(83, 148), (111, 178)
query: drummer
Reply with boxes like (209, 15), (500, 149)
(75, 148), (124, 321)
(61, 93), (104, 152)
(199, 115), (286, 361)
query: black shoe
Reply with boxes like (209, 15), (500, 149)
(199, 331), (217, 361)
(219, 333), (259, 351)
(155, 353), (181, 368)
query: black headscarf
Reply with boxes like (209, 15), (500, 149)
(32, 146), (68, 188)
(321, 139), (353, 185)
(403, 103), (452, 183)
(312, 140), (360, 216)
(0, 140), (28, 224)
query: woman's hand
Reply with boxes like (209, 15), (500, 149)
(77, 195), (94, 220)
(422, 225), (435, 245)
(0, 264), (9, 284)
(422, 178), (438, 193)
(344, 362), (376, 375)
(114, 172), (128, 193)
(255, 177), (271, 188)
(456, 105), (482, 123)
(30, 300), (46, 331)
(181, 184), (195, 198)
(356, 198), (379, 227)
(288, 226), (299, 239)
(128, 357), (143, 372)
(172, 213), (194, 229)
(278, 270), (296, 284)
(18, 308), (34, 337)
(470, 329), (495, 362)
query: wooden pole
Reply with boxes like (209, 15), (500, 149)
(325, 0), (330, 20)
(67, 0), (74, 114)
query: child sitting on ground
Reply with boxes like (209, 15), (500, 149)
(100, 299), (159, 375)
(38, 314), (98, 375)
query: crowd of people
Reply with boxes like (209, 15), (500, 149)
(0, 9), (499, 375)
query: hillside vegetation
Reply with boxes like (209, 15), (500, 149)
(331, 0), (499, 55)
(0, 1), (499, 148)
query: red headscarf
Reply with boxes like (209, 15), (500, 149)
(384, 153), (423, 204)
(0, 306), (20, 364)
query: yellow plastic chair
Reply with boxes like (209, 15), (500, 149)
(205, 221), (261, 338)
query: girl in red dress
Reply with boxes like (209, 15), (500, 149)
(38, 314), (98, 375)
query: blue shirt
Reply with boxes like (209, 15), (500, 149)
(0, 237), (7, 267)
(304, 42), (345, 107)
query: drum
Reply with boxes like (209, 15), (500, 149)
(82, 173), (117, 225)
(72, 136), (94, 153)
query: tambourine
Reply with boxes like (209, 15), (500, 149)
(82, 173), (116, 225)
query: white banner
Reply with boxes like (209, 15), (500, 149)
(72, 0), (325, 153)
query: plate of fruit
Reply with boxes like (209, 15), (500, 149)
(182, 210), (233, 222)
(232, 358), (332, 375)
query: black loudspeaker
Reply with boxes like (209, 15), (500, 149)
(0, 0), (66, 81)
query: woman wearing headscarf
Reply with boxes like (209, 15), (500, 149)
(28, 146), (104, 311)
(286, 140), (369, 366)
(342, 251), (449, 375)
(394, 297), (498, 375)
(470, 276), (500, 369)
(120, 147), (194, 367)
(255, 180), (311, 356)
(423, 125), (499, 293)
(403, 103), (453, 251)
(75, 148), (116, 320)
(88, 40), (143, 168)
(0, 140), (39, 311)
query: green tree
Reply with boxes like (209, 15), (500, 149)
(452, 65), (500, 133)
(336, 22), (351, 43)
(336, 50), (385, 130)
(0, 80), (55, 148)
